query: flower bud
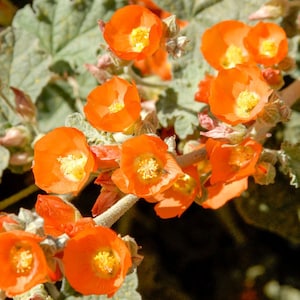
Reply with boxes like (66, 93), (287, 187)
(253, 161), (276, 185)
(248, 0), (289, 20)
(261, 68), (284, 90)
(9, 152), (33, 166)
(0, 126), (29, 147)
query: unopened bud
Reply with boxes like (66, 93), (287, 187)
(9, 152), (33, 166)
(261, 68), (284, 90)
(253, 161), (276, 185)
(0, 126), (29, 147)
(248, 0), (289, 20)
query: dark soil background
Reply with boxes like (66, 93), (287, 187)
(2, 170), (300, 300)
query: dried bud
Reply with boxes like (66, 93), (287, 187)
(10, 87), (36, 123)
(9, 151), (33, 166)
(163, 15), (180, 38)
(166, 36), (189, 58)
(277, 55), (296, 72)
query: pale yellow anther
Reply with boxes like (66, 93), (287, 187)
(222, 45), (246, 68)
(173, 174), (197, 195)
(129, 27), (150, 52)
(260, 39), (278, 57)
(93, 249), (120, 279)
(236, 90), (260, 118)
(228, 145), (254, 169)
(10, 245), (33, 275)
(57, 152), (87, 182)
(108, 102), (125, 113)
(135, 155), (162, 182)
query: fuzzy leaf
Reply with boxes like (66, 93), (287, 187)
(0, 27), (52, 125)
(279, 142), (300, 188)
(0, 146), (10, 182)
(36, 80), (75, 132)
(65, 270), (141, 300)
(235, 176), (300, 244)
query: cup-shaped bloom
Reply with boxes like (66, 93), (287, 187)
(112, 134), (183, 197)
(62, 226), (132, 297)
(202, 177), (248, 209)
(206, 138), (263, 185)
(145, 165), (201, 218)
(35, 194), (95, 237)
(84, 76), (141, 132)
(32, 127), (96, 195)
(103, 5), (163, 61)
(0, 230), (49, 297)
(244, 21), (288, 66)
(209, 64), (272, 125)
(201, 20), (252, 70)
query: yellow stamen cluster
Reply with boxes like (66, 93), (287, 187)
(57, 152), (88, 182)
(93, 249), (120, 279)
(236, 90), (260, 118)
(10, 244), (34, 275)
(108, 102), (125, 114)
(173, 174), (197, 195)
(222, 44), (245, 68)
(228, 145), (254, 170)
(129, 27), (150, 52)
(135, 155), (162, 183)
(260, 39), (278, 57)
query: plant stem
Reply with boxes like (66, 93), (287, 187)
(176, 147), (207, 168)
(0, 184), (39, 210)
(94, 194), (139, 227)
(278, 78), (300, 108)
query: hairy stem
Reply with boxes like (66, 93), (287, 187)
(94, 194), (139, 227)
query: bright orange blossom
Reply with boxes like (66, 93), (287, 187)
(84, 76), (141, 133)
(32, 127), (96, 195)
(62, 226), (132, 297)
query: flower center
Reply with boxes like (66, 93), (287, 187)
(108, 102), (125, 113)
(236, 90), (260, 118)
(135, 154), (162, 183)
(259, 39), (278, 57)
(93, 249), (120, 279)
(173, 174), (197, 195)
(129, 27), (150, 52)
(222, 44), (246, 68)
(10, 244), (34, 275)
(228, 145), (255, 170)
(57, 152), (88, 182)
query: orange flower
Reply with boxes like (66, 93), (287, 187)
(35, 194), (95, 237)
(209, 64), (272, 125)
(92, 172), (121, 217)
(112, 134), (183, 197)
(32, 127), (96, 195)
(206, 138), (262, 185)
(134, 47), (172, 80)
(194, 73), (215, 104)
(244, 21), (288, 66)
(0, 230), (49, 297)
(103, 5), (163, 61)
(201, 20), (252, 70)
(202, 177), (248, 209)
(146, 165), (201, 218)
(62, 226), (132, 297)
(90, 144), (121, 170)
(84, 76), (141, 132)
